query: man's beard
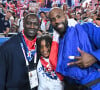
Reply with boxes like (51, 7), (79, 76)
(24, 28), (38, 40)
(53, 20), (68, 37)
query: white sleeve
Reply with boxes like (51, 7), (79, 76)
(53, 30), (59, 43)
(68, 18), (77, 27)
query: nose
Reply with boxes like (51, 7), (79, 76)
(31, 23), (34, 28)
(55, 18), (60, 24)
(43, 46), (47, 51)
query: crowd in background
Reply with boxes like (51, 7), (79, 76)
(0, 0), (100, 37)
(0, 0), (100, 90)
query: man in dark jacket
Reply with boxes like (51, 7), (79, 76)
(0, 13), (40, 90)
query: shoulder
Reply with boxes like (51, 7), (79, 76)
(80, 22), (94, 26)
(0, 33), (21, 50)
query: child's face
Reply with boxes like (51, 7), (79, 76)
(40, 40), (50, 58)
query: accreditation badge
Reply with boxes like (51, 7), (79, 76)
(28, 69), (38, 89)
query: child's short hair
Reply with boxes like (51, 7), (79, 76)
(36, 33), (52, 59)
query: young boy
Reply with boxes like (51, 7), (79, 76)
(36, 33), (64, 90)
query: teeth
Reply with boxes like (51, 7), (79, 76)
(58, 24), (63, 28)
(44, 52), (48, 54)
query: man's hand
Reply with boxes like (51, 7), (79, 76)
(67, 47), (97, 68)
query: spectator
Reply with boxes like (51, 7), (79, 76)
(51, 2), (58, 8)
(46, 0), (52, 8)
(39, 11), (49, 32)
(0, 10), (12, 36)
(17, 10), (28, 32)
(9, 9), (14, 27)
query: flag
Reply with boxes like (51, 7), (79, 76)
(49, 30), (64, 80)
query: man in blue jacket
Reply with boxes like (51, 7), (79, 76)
(49, 7), (100, 90)
(0, 13), (40, 90)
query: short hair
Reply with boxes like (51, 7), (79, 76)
(36, 33), (52, 59)
(24, 13), (39, 23)
(49, 7), (65, 18)
(39, 11), (46, 15)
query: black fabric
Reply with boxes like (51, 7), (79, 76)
(64, 77), (100, 90)
(0, 33), (38, 90)
(85, 78), (100, 87)
(63, 77), (91, 90)
(64, 81), (91, 90)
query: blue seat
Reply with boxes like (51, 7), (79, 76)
(0, 37), (9, 45)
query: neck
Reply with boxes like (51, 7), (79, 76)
(25, 34), (36, 41)
(41, 56), (49, 59)
(44, 57), (49, 59)
(23, 31), (36, 41)
(27, 36), (36, 41)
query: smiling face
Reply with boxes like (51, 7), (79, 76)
(24, 14), (40, 40)
(49, 8), (68, 37)
(40, 40), (51, 58)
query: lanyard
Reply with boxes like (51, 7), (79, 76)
(20, 43), (37, 66)
(21, 43), (29, 66)
(21, 33), (36, 62)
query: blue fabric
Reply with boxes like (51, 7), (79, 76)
(56, 23), (100, 89)
(81, 23), (100, 61)
(40, 8), (51, 12)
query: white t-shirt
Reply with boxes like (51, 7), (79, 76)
(40, 20), (46, 32)
(37, 58), (64, 90)
(9, 16), (14, 27)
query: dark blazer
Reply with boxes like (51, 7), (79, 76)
(0, 33), (37, 90)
